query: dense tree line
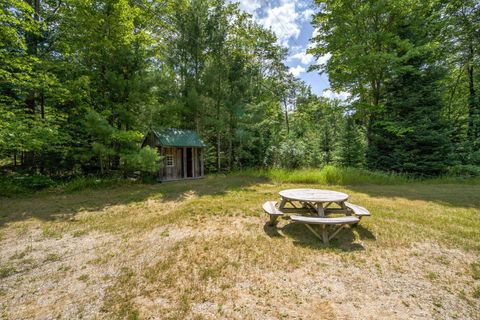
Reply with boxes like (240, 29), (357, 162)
(309, 0), (480, 176)
(1, 0), (479, 179)
(0, 0), (296, 175)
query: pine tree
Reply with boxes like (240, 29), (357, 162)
(368, 57), (453, 176)
(336, 116), (365, 168)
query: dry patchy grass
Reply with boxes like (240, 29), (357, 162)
(0, 175), (479, 319)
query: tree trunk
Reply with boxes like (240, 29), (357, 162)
(283, 97), (289, 134)
(467, 44), (478, 139)
(323, 128), (331, 164)
(23, 0), (41, 170)
(216, 132), (221, 172)
(216, 96), (221, 172)
(99, 156), (104, 175)
(366, 80), (381, 151)
(228, 112), (234, 171)
(40, 91), (45, 119)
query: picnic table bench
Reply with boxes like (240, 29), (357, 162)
(262, 189), (371, 245)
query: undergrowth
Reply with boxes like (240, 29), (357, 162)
(234, 165), (480, 185)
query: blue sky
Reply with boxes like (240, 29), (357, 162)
(232, 0), (343, 98)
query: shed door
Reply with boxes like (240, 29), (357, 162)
(186, 148), (193, 178)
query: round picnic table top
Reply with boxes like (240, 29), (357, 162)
(279, 188), (348, 203)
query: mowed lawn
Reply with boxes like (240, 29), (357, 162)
(0, 175), (479, 319)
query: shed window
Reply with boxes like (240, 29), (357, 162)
(165, 154), (174, 167)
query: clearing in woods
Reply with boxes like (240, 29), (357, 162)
(0, 175), (479, 319)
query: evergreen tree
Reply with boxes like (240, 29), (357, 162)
(366, 2), (454, 176)
(336, 116), (365, 168)
(368, 57), (453, 176)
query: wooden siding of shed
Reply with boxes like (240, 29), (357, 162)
(160, 147), (183, 180)
(154, 146), (204, 181)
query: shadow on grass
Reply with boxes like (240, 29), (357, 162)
(0, 175), (266, 228)
(264, 221), (375, 252)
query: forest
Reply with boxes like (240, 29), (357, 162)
(1, 0), (479, 187)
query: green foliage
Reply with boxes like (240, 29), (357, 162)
(368, 63), (454, 175)
(287, 96), (345, 168)
(120, 147), (160, 174)
(367, 10), (454, 176)
(447, 165), (480, 178)
(235, 165), (480, 186)
(0, 0), (295, 176)
(265, 140), (308, 169)
(0, 0), (478, 181)
(235, 165), (411, 185)
(0, 175), (54, 196)
(335, 117), (365, 168)
(308, 0), (477, 175)
(0, 174), (140, 197)
(309, 0), (415, 109)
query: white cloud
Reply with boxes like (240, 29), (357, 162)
(290, 45), (303, 53)
(295, 0), (308, 9)
(322, 89), (350, 101)
(317, 52), (332, 65)
(289, 65), (306, 77)
(235, 0), (261, 15)
(259, 2), (301, 47)
(289, 51), (314, 65)
(301, 9), (314, 21)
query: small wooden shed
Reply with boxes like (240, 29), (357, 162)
(142, 129), (206, 181)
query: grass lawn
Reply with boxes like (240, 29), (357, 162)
(0, 175), (479, 319)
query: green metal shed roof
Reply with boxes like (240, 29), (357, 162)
(152, 129), (206, 147)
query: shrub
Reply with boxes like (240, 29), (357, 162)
(265, 140), (308, 169)
(120, 146), (160, 174)
(447, 165), (480, 177)
(17, 175), (56, 190)
(0, 175), (55, 196)
(234, 165), (412, 185)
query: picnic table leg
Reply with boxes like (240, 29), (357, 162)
(314, 203), (329, 245)
(321, 225), (329, 245)
(269, 215), (278, 226)
(269, 198), (287, 226)
(340, 201), (349, 214)
(316, 203), (325, 217)
(305, 224), (322, 240)
(304, 224), (330, 245)
(328, 225), (346, 241)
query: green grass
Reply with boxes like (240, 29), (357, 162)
(472, 262), (480, 280)
(234, 165), (480, 185)
(474, 287), (480, 299)
(0, 263), (17, 279)
(0, 175), (139, 197)
(2, 165), (478, 198)
(57, 176), (139, 193)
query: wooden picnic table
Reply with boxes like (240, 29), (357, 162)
(278, 188), (349, 217)
(263, 189), (370, 245)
